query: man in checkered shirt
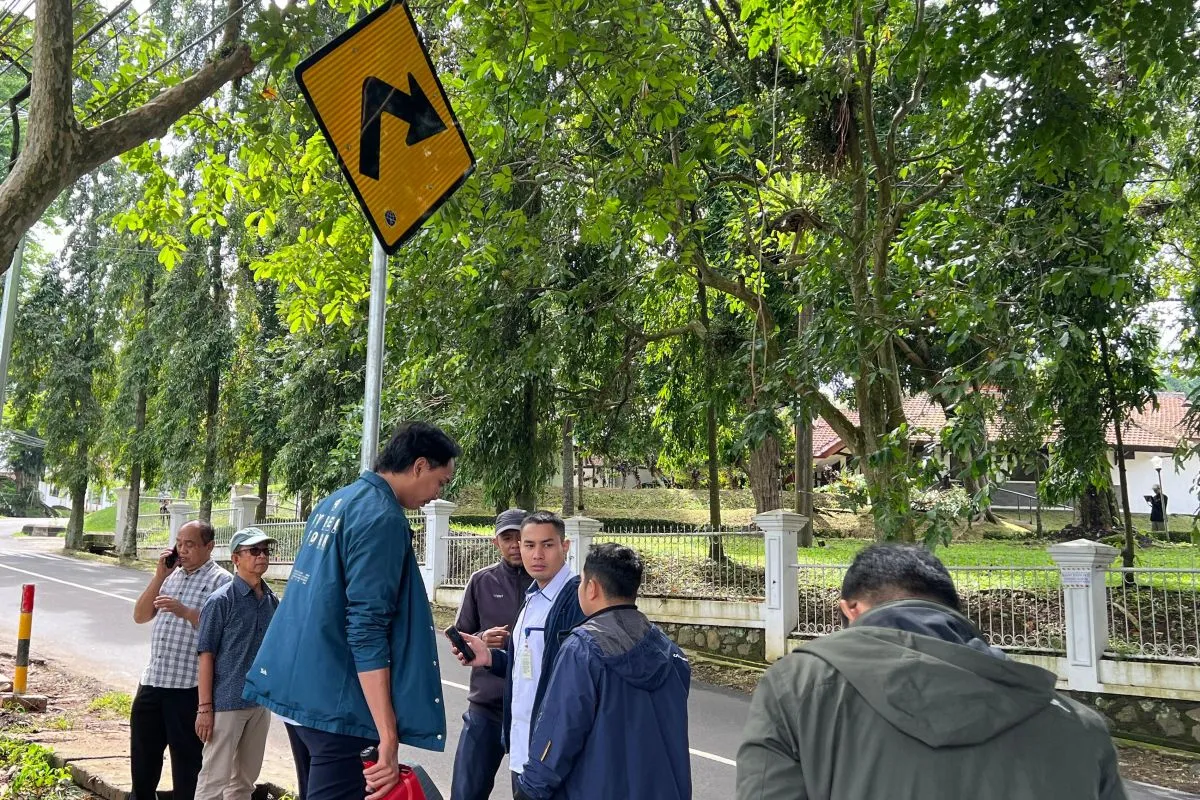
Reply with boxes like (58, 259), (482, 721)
(131, 520), (233, 800)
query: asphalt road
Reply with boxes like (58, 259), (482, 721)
(0, 522), (1192, 800)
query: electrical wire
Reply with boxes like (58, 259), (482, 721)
(0, 0), (98, 81)
(83, 3), (246, 123)
(0, 0), (36, 45)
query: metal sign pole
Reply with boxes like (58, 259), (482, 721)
(360, 236), (388, 471)
(0, 234), (26, 411)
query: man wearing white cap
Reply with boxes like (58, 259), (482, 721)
(194, 527), (279, 800)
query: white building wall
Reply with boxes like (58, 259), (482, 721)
(1111, 450), (1199, 518)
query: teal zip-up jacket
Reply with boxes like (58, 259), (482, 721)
(242, 471), (447, 750)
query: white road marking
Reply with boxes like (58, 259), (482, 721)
(689, 748), (736, 766)
(0, 562), (139, 602)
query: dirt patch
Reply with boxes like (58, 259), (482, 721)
(1117, 742), (1200, 793)
(687, 658), (763, 695)
(0, 651), (114, 799)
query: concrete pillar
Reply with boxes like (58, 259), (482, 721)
(1048, 539), (1120, 691)
(756, 509), (806, 662)
(420, 499), (457, 601)
(564, 516), (602, 576)
(234, 495), (261, 530)
(114, 488), (129, 539)
(168, 502), (193, 548)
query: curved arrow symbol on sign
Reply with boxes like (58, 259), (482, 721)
(359, 74), (448, 180)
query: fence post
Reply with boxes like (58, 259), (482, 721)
(756, 509), (806, 662)
(564, 516), (602, 575)
(234, 495), (261, 530)
(114, 487), (129, 540)
(421, 499), (456, 601)
(168, 502), (193, 548)
(1047, 539), (1120, 692)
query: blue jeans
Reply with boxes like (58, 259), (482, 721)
(286, 725), (376, 800)
(450, 708), (506, 800)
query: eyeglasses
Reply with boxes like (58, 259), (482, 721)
(237, 546), (272, 557)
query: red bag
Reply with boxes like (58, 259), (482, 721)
(360, 747), (441, 800)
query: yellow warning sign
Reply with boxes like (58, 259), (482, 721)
(295, 1), (475, 253)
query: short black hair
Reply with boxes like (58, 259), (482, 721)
(583, 543), (643, 600)
(520, 510), (566, 540)
(841, 543), (961, 612)
(182, 520), (216, 545)
(374, 421), (461, 473)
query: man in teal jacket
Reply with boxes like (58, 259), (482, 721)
(243, 421), (460, 800)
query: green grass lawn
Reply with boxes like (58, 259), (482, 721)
(83, 499), (168, 533)
(1034, 509), (1196, 535)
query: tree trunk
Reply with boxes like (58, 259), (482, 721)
(576, 449), (584, 512)
(119, 392), (145, 558)
(697, 278), (721, 528)
(516, 380), (538, 511)
(119, 270), (154, 558)
(795, 305), (814, 547)
(795, 404), (814, 547)
(748, 433), (782, 513)
(1034, 459), (1044, 537)
(256, 447), (271, 522)
(0, 0), (253, 280)
(300, 489), (313, 520)
(198, 235), (225, 523)
(65, 471), (87, 551)
(1099, 330), (1137, 569)
(561, 416), (574, 517)
(198, 366), (220, 521)
(1077, 486), (1116, 533)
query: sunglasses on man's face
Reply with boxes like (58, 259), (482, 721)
(237, 546), (272, 557)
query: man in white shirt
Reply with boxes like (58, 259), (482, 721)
(452, 511), (585, 797)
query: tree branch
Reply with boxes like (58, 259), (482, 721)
(885, 0), (925, 168)
(853, 0), (888, 182)
(895, 167), (957, 220)
(80, 45), (253, 175)
(0, 0), (254, 276)
(805, 390), (865, 455)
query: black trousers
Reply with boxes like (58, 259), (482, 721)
(130, 684), (202, 800)
(450, 708), (505, 800)
(287, 724), (377, 800)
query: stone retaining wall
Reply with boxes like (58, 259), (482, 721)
(656, 622), (764, 662)
(1070, 690), (1200, 752)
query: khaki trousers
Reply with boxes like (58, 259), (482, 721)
(194, 705), (271, 800)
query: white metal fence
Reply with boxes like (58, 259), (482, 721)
(444, 532), (498, 586)
(794, 561), (1067, 655)
(596, 525), (765, 600)
(1105, 567), (1200, 661)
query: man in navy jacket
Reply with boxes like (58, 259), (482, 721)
(516, 542), (692, 800)
(243, 422), (460, 800)
(452, 511), (585, 797)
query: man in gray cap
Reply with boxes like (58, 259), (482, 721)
(194, 527), (279, 800)
(450, 508), (533, 800)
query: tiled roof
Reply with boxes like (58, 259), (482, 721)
(810, 392), (1193, 457)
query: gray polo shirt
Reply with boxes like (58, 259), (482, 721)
(197, 575), (278, 711)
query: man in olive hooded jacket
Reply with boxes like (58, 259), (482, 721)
(737, 543), (1126, 800)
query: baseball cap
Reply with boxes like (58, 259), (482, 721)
(229, 527), (276, 552)
(494, 508), (528, 536)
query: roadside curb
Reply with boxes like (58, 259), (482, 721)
(49, 752), (293, 800)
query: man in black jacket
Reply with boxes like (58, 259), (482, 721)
(450, 508), (532, 800)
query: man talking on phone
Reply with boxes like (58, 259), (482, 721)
(130, 520), (232, 800)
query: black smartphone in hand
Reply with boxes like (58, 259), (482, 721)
(444, 625), (475, 662)
(164, 547), (179, 569)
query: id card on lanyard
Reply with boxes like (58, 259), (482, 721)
(520, 625), (544, 680)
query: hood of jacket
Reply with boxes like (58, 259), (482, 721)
(574, 606), (683, 692)
(803, 599), (1060, 748)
